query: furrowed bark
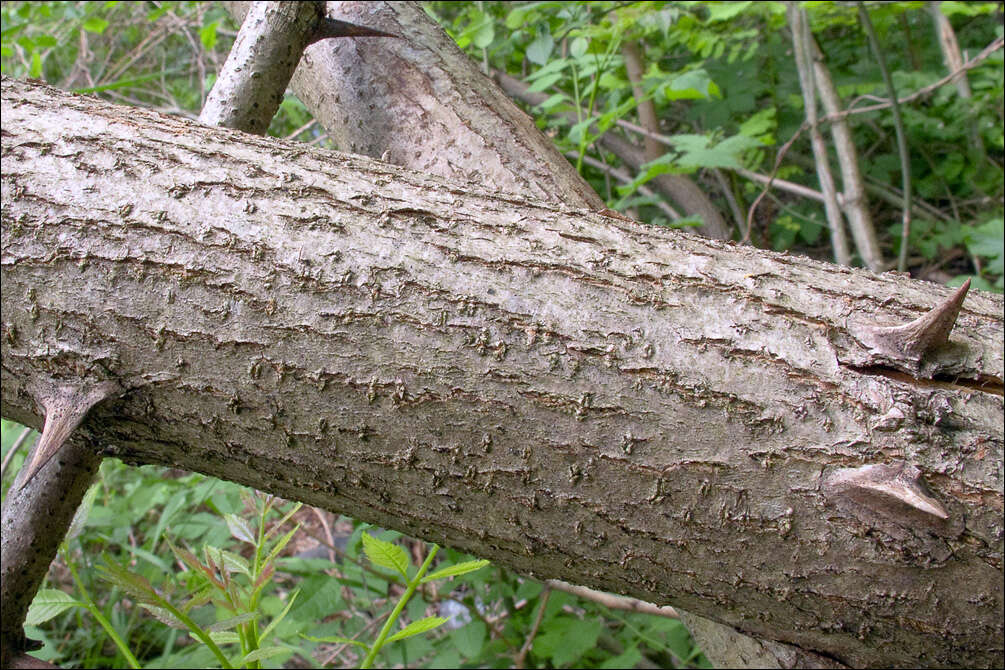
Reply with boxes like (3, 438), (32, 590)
(2, 78), (1002, 668)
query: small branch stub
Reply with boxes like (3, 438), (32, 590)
(18, 381), (120, 489)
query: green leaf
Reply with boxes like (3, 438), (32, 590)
(265, 501), (302, 540)
(262, 524), (299, 568)
(362, 532), (411, 579)
(140, 603), (186, 629)
(200, 20), (218, 50)
(665, 133), (762, 170)
(241, 646), (290, 664)
(386, 616), (449, 643)
(206, 631), (240, 645)
(29, 50), (41, 78)
(66, 483), (99, 541)
(259, 590), (299, 643)
(224, 513), (254, 544)
(206, 612), (258, 633)
(505, 6), (529, 29)
(526, 72), (563, 93)
(533, 616), (602, 667)
(451, 620), (487, 658)
(421, 560), (490, 583)
(570, 36), (588, 59)
(940, 1), (997, 16)
(599, 644), (643, 669)
(526, 32), (555, 65)
(707, 1), (754, 22)
(81, 16), (109, 33)
(98, 558), (158, 604)
(665, 69), (720, 101)
(26, 589), (82, 626)
(302, 633), (370, 649)
(536, 93), (569, 110)
(739, 107), (777, 144)
(472, 19), (494, 49)
(218, 549), (250, 577)
(965, 217), (1004, 263)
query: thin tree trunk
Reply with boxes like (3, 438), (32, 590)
(809, 39), (884, 272)
(788, 2), (852, 267)
(2, 78), (1002, 669)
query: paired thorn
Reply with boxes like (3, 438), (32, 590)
(853, 279), (970, 366)
(823, 461), (949, 522)
(18, 382), (120, 489)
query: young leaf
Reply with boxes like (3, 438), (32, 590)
(259, 590), (299, 644)
(302, 634), (370, 650)
(140, 603), (186, 629)
(218, 549), (250, 577)
(81, 16), (109, 33)
(262, 524), (300, 569)
(206, 612), (258, 632)
(241, 646), (290, 664)
(361, 532), (411, 579)
(25, 589), (82, 626)
(97, 559), (158, 604)
(421, 560), (490, 583)
(224, 513), (255, 544)
(65, 483), (98, 542)
(265, 501), (302, 541)
(206, 631), (240, 645)
(386, 616), (449, 643)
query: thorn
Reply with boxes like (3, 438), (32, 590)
(308, 17), (401, 45)
(19, 382), (119, 489)
(854, 279), (970, 363)
(824, 462), (949, 521)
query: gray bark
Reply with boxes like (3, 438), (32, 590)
(1, 77), (1003, 668)
(222, 1), (605, 211)
(199, 1), (324, 133)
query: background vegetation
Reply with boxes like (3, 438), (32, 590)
(2, 1), (1002, 667)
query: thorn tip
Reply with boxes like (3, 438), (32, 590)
(18, 382), (119, 489)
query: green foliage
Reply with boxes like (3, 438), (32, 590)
(0, 1), (329, 143)
(2, 419), (705, 668)
(307, 532), (488, 668)
(431, 0), (1003, 289)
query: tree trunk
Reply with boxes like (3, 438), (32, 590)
(1, 77), (1002, 668)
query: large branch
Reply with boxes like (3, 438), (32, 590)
(1, 78), (1002, 668)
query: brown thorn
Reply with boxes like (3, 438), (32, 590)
(18, 381), (120, 489)
(854, 278), (971, 362)
(308, 17), (401, 45)
(823, 462), (949, 521)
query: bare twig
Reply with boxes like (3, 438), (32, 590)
(858, 3), (912, 272)
(545, 579), (679, 618)
(515, 585), (551, 668)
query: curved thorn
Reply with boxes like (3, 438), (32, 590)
(855, 279), (970, 361)
(308, 17), (401, 45)
(19, 382), (119, 489)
